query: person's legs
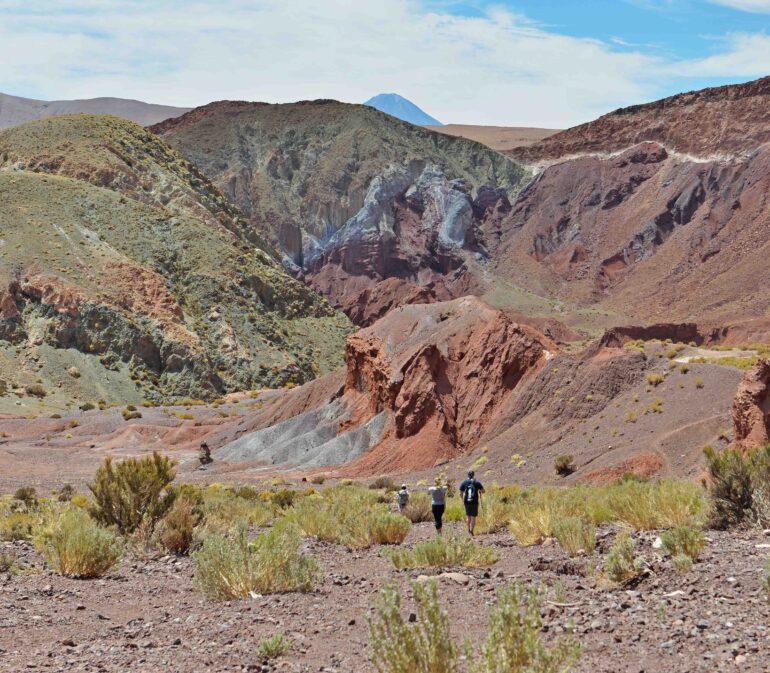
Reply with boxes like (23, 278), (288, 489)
(468, 515), (476, 536)
(432, 504), (444, 534)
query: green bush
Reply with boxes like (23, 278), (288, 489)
(369, 580), (457, 673)
(193, 521), (318, 600)
(386, 536), (498, 569)
(660, 526), (705, 560)
(57, 484), (75, 502)
(43, 509), (122, 578)
(552, 516), (596, 557)
(671, 554), (693, 574)
(88, 453), (177, 534)
(704, 444), (770, 528)
(469, 583), (582, 673)
(291, 494), (409, 548)
(25, 384), (47, 398)
(0, 512), (36, 541)
(258, 634), (292, 659)
(605, 533), (644, 583)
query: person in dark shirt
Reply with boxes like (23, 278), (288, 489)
(459, 470), (484, 536)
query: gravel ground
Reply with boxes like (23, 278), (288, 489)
(1, 523), (769, 673)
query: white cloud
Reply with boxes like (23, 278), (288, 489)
(708, 0), (770, 13)
(0, 1), (767, 127)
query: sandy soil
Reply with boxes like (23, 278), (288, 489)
(423, 124), (561, 151)
(1, 522), (768, 672)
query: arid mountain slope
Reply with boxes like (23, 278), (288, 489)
(0, 116), (351, 411)
(488, 76), (770, 330)
(509, 76), (770, 165)
(151, 101), (528, 324)
(424, 124), (560, 151)
(0, 92), (189, 130)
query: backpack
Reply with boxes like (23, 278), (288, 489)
(464, 480), (477, 503)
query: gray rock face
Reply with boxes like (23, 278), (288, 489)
(215, 400), (386, 469)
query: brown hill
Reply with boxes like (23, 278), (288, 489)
(151, 101), (528, 325)
(509, 76), (770, 165)
(0, 91), (189, 130)
(423, 124), (560, 151)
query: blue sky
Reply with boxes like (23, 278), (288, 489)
(0, 0), (769, 127)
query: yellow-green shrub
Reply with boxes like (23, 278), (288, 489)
(386, 535), (498, 569)
(43, 509), (122, 578)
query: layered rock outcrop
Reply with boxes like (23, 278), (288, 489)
(733, 359), (770, 449)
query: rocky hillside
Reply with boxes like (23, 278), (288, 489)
(509, 76), (770, 165)
(0, 115), (351, 412)
(484, 76), (770, 333)
(151, 101), (528, 324)
(0, 91), (189, 130)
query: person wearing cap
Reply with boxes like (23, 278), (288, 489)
(396, 483), (410, 512)
(459, 470), (484, 536)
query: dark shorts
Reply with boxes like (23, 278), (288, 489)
(464, 501), (479, 517)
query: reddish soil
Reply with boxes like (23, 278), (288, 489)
(509, 75), (770, 164)
(2, 523), (769, 672)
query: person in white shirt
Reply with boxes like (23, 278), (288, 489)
(428, 476), (448, 535)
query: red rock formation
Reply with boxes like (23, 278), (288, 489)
(339, 297), (552, 473)
(733, 359), (770, 449)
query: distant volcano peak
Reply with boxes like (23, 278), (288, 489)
(363, 93), (441, 126)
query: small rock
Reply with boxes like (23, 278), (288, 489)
(652, 536), (663, 549)
(440, 572), (470, 586)
(735, 654), (747, 665)
(61, 639), (75, 648)
(408, 613), (417, 623)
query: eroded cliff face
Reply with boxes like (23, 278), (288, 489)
(339, 297), (551, 472)
(733, 359), (770, 449)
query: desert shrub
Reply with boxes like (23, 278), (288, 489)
(369, 476), (398, 491)
(43, 509), (122, 579)
(694, 376), (704, 388)
(79, 402), (95, 411)
(402, 492), (432, 523)
(508, 502), (553, 545)
(234, 485), (260, 501)
(13, 486), (38, 509)
(369, 580), (457, 673)
(310, 475), (326, 485)
(605, 533), (644, 583)
(122, 409), (142, 421)
(646, 373), (664, 387)
(444, 498), (465, 522)
(386, 535), (498, 569)
(57, 484), (75, 502)
(475, 490), (513, 534)
(259, 634), (291, 659)
(270, 488), (297, 509)
(468, 583), (582, 673)
(671, 554), (693, 574)
(25, 384), (47, 398)
(552, 516), (596, 557)
(68, 419), (80, 428)
(160, 497), (200, 555)
(660, 526), (705, 560)
(193, 521), (318, 600)
(0, 512), (35, 541)
(88, 453), (177, 534)
(0, 550), (15, 573)
(291, 496), (409, 548)
(554, 454), (576, 477)
(704, 444), (770, 528)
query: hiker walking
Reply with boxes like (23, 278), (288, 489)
(459, 470), (484, 536)
(397, 484), (410, 513)
(428, 476), (448, 535)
